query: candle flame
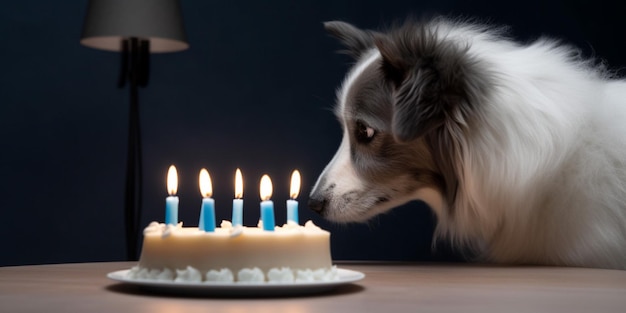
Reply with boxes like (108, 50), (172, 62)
(260, 174), (273, 201)
(290, 170), (301, 199)
(167, 165), (178, 196)
(235, 168), (243, 199)
(199, 168), (213, 198)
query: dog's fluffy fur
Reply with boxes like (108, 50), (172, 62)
(309, 18), (626, 269)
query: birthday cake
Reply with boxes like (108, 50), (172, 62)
(126, 220), (337, 283)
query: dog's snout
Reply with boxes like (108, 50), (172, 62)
(308, 196), (327, 215)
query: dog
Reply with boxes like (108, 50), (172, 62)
(308, 17), (626, 270)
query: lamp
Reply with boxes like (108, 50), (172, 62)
(81, 0), (188, 260)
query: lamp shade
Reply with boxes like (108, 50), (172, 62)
(81, 0), (188, 53)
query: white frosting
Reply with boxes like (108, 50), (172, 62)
(143, 222), (162, 234)
(304, 220), (322, 231)
(143, 221), (184, 238)
(156, 268), (174, 281)
(206, 268), (234, 282)
(126, 266), (145, 279)
(127, 266), (174, 281)
(175, 266), (202, 283)
(267, 267), (295, 283)
(126, 265), (339, 283)
(218, 220), (243, 237)
(237, 267), (265, 283)
(296, 269), (315, 282)
(163, 223), (183, 238)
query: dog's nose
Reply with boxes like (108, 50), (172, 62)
(308, 197), (327, 215)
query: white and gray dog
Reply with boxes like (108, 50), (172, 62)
(309, 18), (626, 269)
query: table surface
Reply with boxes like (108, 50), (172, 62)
(1, 261), (625, 313)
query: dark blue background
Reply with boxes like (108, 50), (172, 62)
(1, 0), (624, 266)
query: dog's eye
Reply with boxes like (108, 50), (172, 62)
(355, 120), (376, 144)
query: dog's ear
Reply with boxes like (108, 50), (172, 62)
(374, 28), (482, 143)
(324, 21), (374, 59)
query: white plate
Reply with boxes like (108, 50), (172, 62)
(107, 268), (365, 296)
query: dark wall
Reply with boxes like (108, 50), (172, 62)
(1, 0), (624, 266)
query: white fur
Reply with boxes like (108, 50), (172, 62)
(338, 49), (381, 113)
(313, 50), (381, 200)
(315, 20), (626, 269)
(436, 27), (626, 269)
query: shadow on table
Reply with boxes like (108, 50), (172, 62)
(105, 282), (365, 299)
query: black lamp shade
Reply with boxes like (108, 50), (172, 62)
(81, 0), (188, 53)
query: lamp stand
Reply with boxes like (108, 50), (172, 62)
(119, 37), (149, 260)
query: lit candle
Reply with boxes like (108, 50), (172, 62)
(259, 174), (274, 231)
(232, 168), (244, 227)
(287, 170), (300, 224)
(198, 168), (216, 232)
(165, 165), (179, 225)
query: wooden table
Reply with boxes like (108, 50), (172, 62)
(1, 262), (625, 312)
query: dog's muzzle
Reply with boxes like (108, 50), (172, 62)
(308, 195), (327, 215)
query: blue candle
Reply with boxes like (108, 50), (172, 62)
(198, 204), (204, 230)
(165, 165), (179, 225)
(260, 200), (274, 231)
(287, 170), (301, 224)
(198, 168), (216, 232)
(259, 174), (274, 231)
(287, 199), (298, 224)
(165, 196), (179, 225)
(200, 198), (216, 232)
(232, 168), (244, 227)
(232, 199), (243, 227)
